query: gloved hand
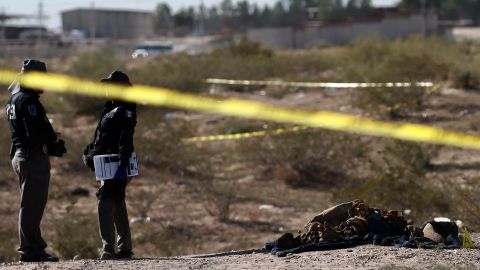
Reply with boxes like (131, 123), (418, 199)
(113, 166), (128, 181)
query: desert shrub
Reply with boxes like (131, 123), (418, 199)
(129, 53), (209, 93)
(0, 223), (18, 262)
(344, 36), (465, 117)
(447, 177), (480, 230)
(334, 141), (447, 222)
(198, 177), (239, 222)
(450, 40), (480, 89)
(273, 48), (343, 82)
(136, 111), (202, 174)
(64, 48), (126, 114)
(128, 40), (340, 96)
(130, 40), (275, 93)
(0, 118), (13, 186)
(59, 130), (95, 174)
(214, 39), (273, 58)
(453, 58), (480, 90)
(68, 48), (125, 80)
(128, 188), (158, 218)
(344, 36), (462, 83)
(133, 222), (202, 256)
(52, 208), (100, 259)
(219, 119), (267, 134)
(206, 39), (275, 81)
(239, 128), (366, 188)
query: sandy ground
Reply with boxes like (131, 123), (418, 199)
(1, 234), (479, 270)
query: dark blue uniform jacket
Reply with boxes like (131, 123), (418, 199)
(94, 101), (137, 202)
(94, 101), (137, 168)
(6, 87), (57, 158)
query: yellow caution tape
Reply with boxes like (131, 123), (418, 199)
(462, 230), (474, 248)
(2, 70), (480, 150)
(190, 83), (445, 142)
(185, 126), (309, 142)
(206, 78), (434, 88)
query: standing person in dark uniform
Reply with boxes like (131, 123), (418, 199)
(6, 59), (62, 262)
(91, 71), (136, 260)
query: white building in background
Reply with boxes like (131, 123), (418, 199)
(446, 27), (480, 42)
(247, 8), (438, 49)
(61, 8), (154, 39)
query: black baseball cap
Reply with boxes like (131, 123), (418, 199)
(101, 70), (132, 86)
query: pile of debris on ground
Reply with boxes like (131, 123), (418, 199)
(266, 200), (464, 257)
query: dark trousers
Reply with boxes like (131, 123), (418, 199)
(97, 181), (132, 253)
(11, 148), (50, 255)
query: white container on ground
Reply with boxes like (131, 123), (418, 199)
(93, 152), (139, 181)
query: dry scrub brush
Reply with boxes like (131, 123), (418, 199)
(52, 205), (100, 259)
(133, 222), (202, 256)
(238, 127), (367, 189)
(0, 222), (18, 262)
(344, 36), (479, 118)
(333, 140), (447, 222)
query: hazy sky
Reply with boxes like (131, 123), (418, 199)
(1, 0), (398, 31)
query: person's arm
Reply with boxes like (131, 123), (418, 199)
(113, 108), (136, 181)
(118, 108), (136, 168)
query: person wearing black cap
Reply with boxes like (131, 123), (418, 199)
(6, 59), (63, 262)
(89, 70), (136, 260)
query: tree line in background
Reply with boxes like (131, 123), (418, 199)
(399, 0), (480, 24)
(154, 0), (480, 36)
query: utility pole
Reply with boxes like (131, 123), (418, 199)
(0, 7), (5, 43)
(90, 1), (96, 42)
(420, 0), (427, 37)
(198, 0), (205, 36)
(36, 0), (46, 57)
(38, 1), (44, 44)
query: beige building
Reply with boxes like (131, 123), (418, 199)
(247, 9), (438, 49)
(62, 8), (154, 39)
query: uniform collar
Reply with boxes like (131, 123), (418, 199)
(20, 88), (40, 97)
(8, 80), (21, 94)
(107, 100), (136, 110)
(8, 81), (40, 97)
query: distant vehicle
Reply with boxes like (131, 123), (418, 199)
(131, 49), (149, 59)
(131, 41), (173, 58)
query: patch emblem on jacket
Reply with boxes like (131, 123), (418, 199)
(28, 105), (37, 116)
(125, 110), (134, 118)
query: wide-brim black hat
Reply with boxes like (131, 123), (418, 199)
(8, 59), (47, 94)
(101, 70), (132, 86)
(21, 59), (47, 73)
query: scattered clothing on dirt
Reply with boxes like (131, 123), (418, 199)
(266, 200), (461, 257)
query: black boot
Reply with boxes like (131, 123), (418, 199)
(115, 250), (134, 259)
